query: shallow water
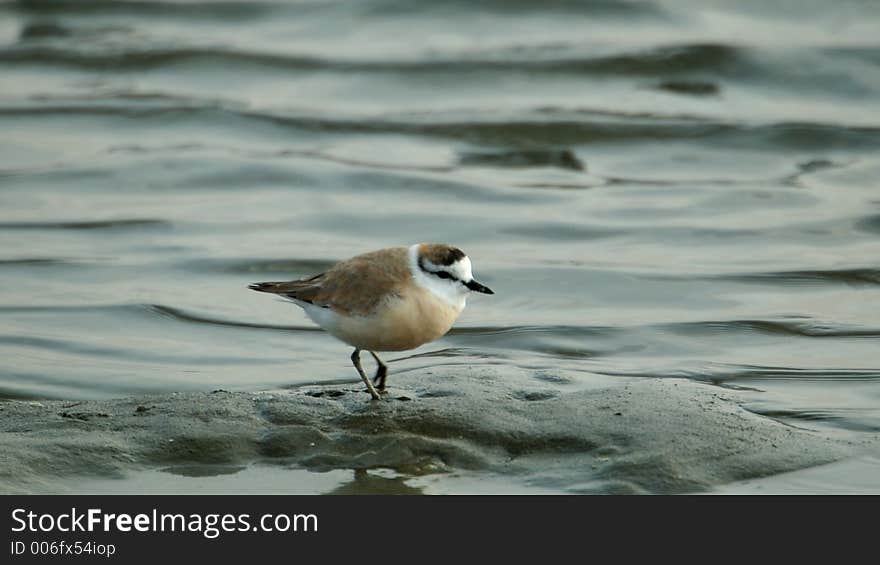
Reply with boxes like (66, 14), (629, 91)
(55, 466), (574, 496)
(2, 0), (880, 492)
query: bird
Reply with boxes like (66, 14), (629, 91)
(248, 243), (493, 400)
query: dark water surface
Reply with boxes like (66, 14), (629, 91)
(2, 0), (880, 492)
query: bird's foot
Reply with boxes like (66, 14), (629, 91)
(365, 385), (382, 401)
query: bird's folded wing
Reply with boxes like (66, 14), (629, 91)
(252, 262), (408, 316)
(321, 257), (411, 315)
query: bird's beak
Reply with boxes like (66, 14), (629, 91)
(465, 279), (494, 294)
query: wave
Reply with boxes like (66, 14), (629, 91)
(10, 0), (676, 24)
(0, 218), (169, 231)
(742, 407), (880, 432)
(0, 42), (745, 76)
(593, 363), (880, 384)
(146, 304), (320, 332)
(11, 0), (274, 19)
(459, 148), (585, 171)
(4, 101), (878, 151)
(647, 268), (880, 287)
(0, 257), (70, 266)
(0, 303), (141, 314)
(186, 258), (337, 275)
(653, 80), (720, 97)
(451, 319), (880, 341)
(363, 0), (667, 18)
(661, 319), (880, 339)
(13, 37), (874, 100)
(713, 365), (880, 382)
(6, 302), (876, 341)
(0, 333), (266, 365)
(499, 222), (625, 241)
(0, 302), (317, 334)
(448, 324), (616, 338)
(855, 214), (880, 235)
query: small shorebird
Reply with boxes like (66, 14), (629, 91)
(249, 243), (493, 400)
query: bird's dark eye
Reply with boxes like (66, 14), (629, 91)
(435, 270), (453, 280)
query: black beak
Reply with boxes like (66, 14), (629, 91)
(465, 279), (494, 294)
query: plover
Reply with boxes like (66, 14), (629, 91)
(249, 243), (493, 400)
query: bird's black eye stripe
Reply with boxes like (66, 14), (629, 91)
(419, 257), (459, 282)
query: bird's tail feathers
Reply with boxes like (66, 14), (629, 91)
(248, 282), (283, 293)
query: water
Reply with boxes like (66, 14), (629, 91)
(2, 0), (880, 491)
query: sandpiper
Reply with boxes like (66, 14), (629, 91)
(249, 243), (493, 400)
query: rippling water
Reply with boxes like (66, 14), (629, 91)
(2, 0), (880, 484)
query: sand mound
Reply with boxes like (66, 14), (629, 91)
(0, 368), (851, 494)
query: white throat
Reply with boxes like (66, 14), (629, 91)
(408, 244), (468, 311)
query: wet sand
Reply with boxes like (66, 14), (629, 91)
(1, 368), (869, 494)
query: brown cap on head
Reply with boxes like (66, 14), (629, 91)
(418, 243), (466, 266)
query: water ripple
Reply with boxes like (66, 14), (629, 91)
(12, 0), (274, 19)
(662, 319), (880, 339)
(10, 103), (880, 152)
(650, 268), (880, 287)
(147, 304), (320, 332)
(0, 43), (743, 75)
(185, 258), (337, 275)
(0, 219), (169, 231)
(717, 365), (880, 382)
(0, 334), (258, 365)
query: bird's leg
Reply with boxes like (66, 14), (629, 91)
(369, 351), (388, 392)
(351, 348), (381, 400)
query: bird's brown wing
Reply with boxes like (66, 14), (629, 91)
(248, 247), (410, 316)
